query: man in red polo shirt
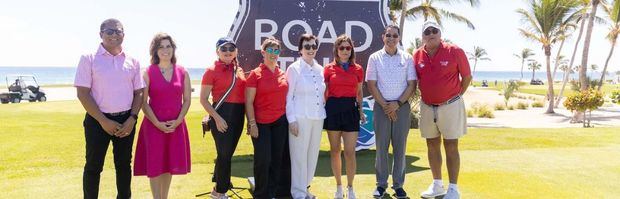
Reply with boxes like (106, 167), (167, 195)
(412, 21), (471, 199)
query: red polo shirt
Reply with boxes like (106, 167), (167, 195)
(324, 62), (364, 98)
(246, 63), (288, 124)
(201, 60), (246, 103)
(413, 42), (471, 105)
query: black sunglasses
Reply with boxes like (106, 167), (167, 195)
(338, 46), (352, 51)
(219, 46), (236, 52)
(101, 29), (124, 35)
(303, 44), (318, 50)
(385, 33), (399, 38)
(424, 28), (440, 36)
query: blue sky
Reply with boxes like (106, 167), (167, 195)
(1, 0), (618, 72)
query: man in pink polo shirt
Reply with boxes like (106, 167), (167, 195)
(412, 21), (472, 199)
(74, 18), (144, 199)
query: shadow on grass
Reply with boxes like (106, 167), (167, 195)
(222, 149), (428, 178)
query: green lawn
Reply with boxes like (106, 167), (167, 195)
(472, 81), (620, 97)
(1, 100), (619, 198)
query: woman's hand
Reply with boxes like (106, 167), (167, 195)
(164, 119), (182, 132)
(214, 115), (228, 133)
(247, 120), (259, 138)
(154, 121), (174, 133)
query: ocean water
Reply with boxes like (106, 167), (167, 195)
(0, 66), (612, 86)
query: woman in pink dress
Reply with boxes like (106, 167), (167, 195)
(134, 33), (191, 199)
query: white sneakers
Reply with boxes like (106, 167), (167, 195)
(421, 182), (461, 199)
(421, 182), (446, 198)
(334, 185), (356, 199)
(347, 186), (356, 199)
(335, 186), (344, 199)
(443, 186), (461, 199)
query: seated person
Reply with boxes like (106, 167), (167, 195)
(8, 79), (21, 92)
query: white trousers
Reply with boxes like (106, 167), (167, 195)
(289, 117), (323, 199)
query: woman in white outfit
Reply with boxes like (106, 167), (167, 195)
(286, 34), (326, 199)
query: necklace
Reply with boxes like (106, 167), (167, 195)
(159, 67), (171, 74)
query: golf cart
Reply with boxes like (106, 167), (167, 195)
(0, 75), (47, 104)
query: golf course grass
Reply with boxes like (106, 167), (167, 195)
(1, 99), (619, 198)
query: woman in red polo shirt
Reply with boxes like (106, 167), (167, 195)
(323, 35), (365, 199)
(199, 37), (246, 199)
(245, 37), (289, 199)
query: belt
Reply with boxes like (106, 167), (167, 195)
(429, 95), (461, 123)
(105, 110), (130, 116)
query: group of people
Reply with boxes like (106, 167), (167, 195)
(75, 18), (471, 199)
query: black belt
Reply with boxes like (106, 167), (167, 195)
(429, 95), (461, 123)
(105, 110), (130, 116)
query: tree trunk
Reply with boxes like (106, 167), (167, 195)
(555, 63), (571, 108)
(399, 0), (407, 35)
(532, 68), (536, 81)
(473, 59), (478, 77)
(556, 16), (587, 107)
(598, 40), (616, 90)
(580, 0), (601, 91)
(552, 38), (566, 79)
(545, 46), (555, 114)
(520, 60), (525, 80)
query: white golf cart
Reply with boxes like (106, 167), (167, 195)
(0, 75), (47, 104)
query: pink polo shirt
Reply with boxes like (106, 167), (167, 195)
(74, 44), (145, 113)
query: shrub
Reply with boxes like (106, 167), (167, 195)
(532, 101), (544, 108)
(564, 89), (605, 127)
(477, 106), (495, 118)
(517, 102), (529, 109)
(508, 105), (515, 110)
(469, 103), (495, 118)
(467, 109), (474, 117)
(612, 90), (620, 104)
(494, 103), (506, 111)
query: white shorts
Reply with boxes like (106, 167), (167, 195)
(419, 97), (467, 139)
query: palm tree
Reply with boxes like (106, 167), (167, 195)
(518, 0), (579, 113)
(390, 0), (480, 30)
(580, 0), (603, 91)
(552, 22), (576, 78)
(467, 46), (491, 77)
(528, 60), (542, 80)
(514, 48), (536, 80)
(407, 38), (423, 54)
(590, 64), (599, 77)
(388, 0), (410, 35)
(556, 0), (606, 106)
(598, 0), (620, 90)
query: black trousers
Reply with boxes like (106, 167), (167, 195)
(83, 112), (136, 199)
(209, 103), (245, 193)
(252, 115), (290, 199)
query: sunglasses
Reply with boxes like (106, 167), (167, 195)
(338, 46), (352, 51)
(219, 46), (236, 52)
(265, 47), (281, 55)
(101, 29), (124, 35)
(384, 33), (399, 38)
(424, 28), (440, 36)
(303, 44), (318, 50)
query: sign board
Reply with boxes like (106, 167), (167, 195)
(228, 0), (392, 150)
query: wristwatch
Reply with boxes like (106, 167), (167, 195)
(130, 113), (138, 120)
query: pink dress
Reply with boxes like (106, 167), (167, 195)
(134, 64), (191, 177)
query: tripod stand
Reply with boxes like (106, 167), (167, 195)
(195, 182), (252, 198)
